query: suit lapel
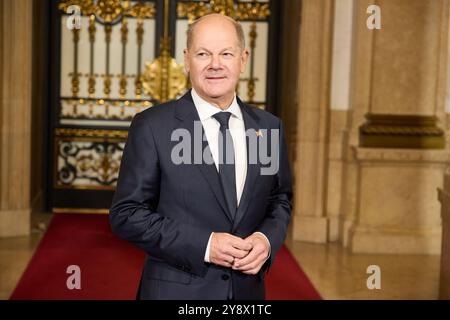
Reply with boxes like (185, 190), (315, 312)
(175, 91), (263, 226)
(233, 98), (262, 229)
(175, 91), (234, 222)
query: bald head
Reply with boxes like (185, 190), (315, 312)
(186, 14), (245, 51)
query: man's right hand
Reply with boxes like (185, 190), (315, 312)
(209, 232), (252, 268)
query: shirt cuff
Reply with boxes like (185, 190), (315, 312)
(253, 231), (271, 260)
(204, 232), (214, 263)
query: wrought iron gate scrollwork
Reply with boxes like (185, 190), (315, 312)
(55, 128), (126, 189)
(57, 141), (124, 187)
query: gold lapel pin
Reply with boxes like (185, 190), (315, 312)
(256, 130), (263, 137)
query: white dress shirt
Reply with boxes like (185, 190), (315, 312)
(191, 88), (247, 205)
(189, 89), (270, 263)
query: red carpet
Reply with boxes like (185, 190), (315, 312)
(10, 214), (321, 300)
(266, 245), (322, 300)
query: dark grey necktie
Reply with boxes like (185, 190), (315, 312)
(212, 112), (237, 218)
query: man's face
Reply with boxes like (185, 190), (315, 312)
(184, 17), (249, 107)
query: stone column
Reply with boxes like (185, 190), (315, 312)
(291, 0), (334, 243)
(359, 0), (448, 148)
(344, 0), (450, 254)
(0, 0), (33, 237)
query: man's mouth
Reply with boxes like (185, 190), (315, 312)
(205, 76), (226, 80)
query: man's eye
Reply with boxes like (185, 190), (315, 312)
(222, 53), (233, 57)
(197, 52), (208, 57)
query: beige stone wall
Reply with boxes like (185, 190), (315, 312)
(371, 0), (445, 116)
(0, 0), (33, 237)
(349, 148), (446, 254)
(343, 0), (449, 254)
(438, 170), (450, 299)
(290, 0), (450, 255)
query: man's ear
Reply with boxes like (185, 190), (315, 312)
(183, 48), (190, 73)
(240, 48), (249, 73)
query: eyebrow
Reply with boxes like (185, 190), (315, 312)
(195, 47), (235, 53)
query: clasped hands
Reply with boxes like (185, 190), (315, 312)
(209, 232), (270, 275)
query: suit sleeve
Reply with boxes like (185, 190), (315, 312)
(256, 120), (293, 272)
(109, 112), (210, 277)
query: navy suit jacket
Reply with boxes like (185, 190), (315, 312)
(109, 90), (292, 300)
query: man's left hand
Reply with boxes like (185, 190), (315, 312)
(232, 233), (270, 275)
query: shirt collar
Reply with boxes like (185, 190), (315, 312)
(191, 88), (243, 121)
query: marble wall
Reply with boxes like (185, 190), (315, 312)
(288, 0), (450, 255)
(0, 0), (33, 237)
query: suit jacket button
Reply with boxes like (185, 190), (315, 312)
(221, 274), (230, 281)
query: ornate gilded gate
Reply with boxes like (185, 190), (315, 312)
(50, 0), (279, 212)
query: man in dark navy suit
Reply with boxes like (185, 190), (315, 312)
(109, 13), (292, 300)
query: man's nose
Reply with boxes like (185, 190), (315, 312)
(209, 54), (222, 69)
